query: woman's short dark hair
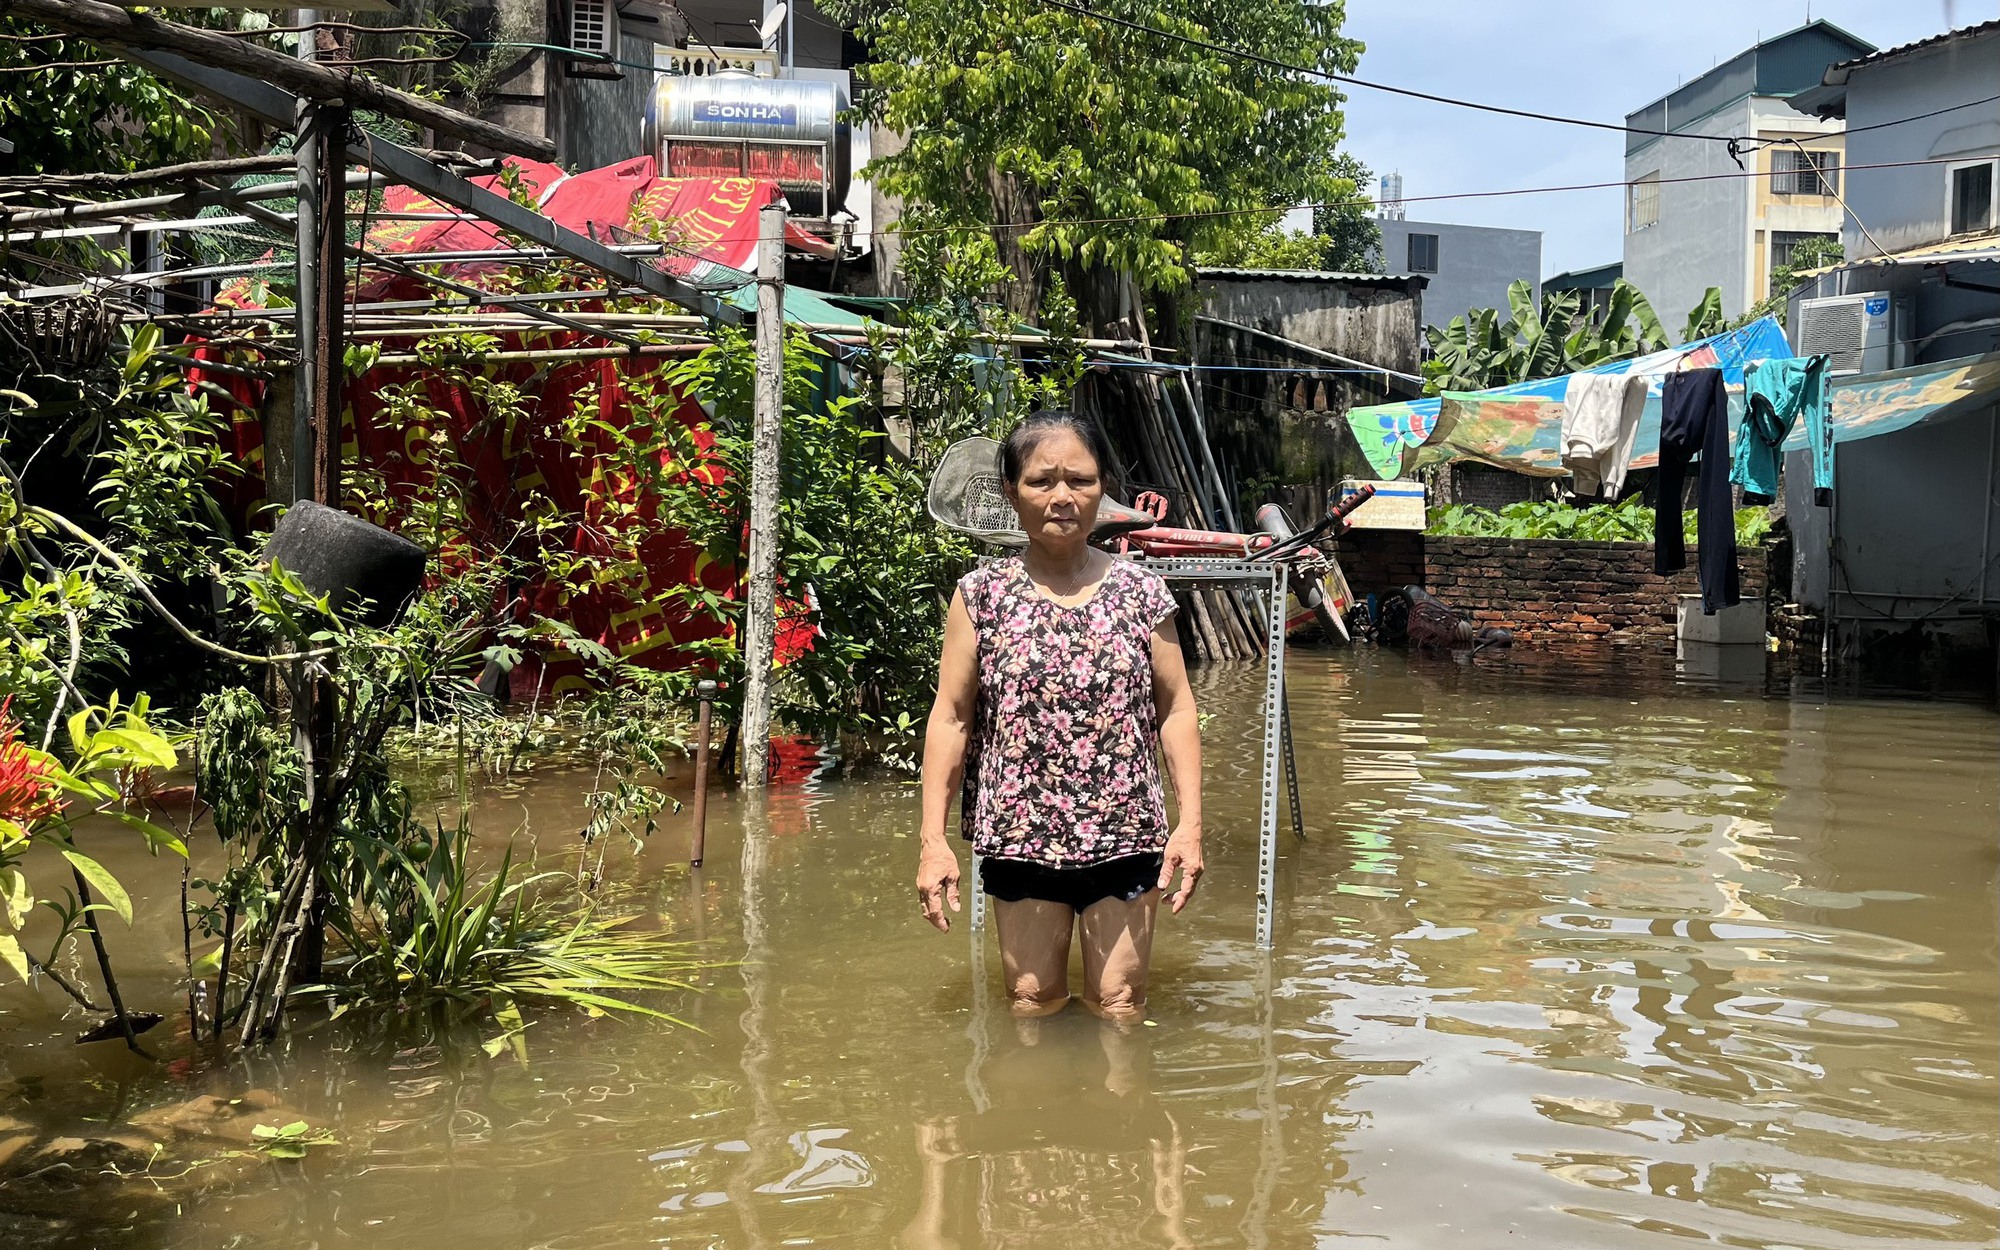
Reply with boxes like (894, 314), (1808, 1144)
(999, 409), (1117, 493)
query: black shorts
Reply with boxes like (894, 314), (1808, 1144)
(980, 852), (1163, 912)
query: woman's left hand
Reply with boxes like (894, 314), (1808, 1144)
(1157, 823), (1203, 914)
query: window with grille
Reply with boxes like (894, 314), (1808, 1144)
(1773, 149), (1840, 197)
(1407, 233), (1439, 273)
(1952, 161), (1996, 235)
(569, 0), (615, 56)
(1628, 175), (1660, 232)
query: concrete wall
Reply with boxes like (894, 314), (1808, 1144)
(1825, 402), (2000, 638)
(1625, 98), (1751, 322)
(1837, 28), (2000, 256)
(1376, 219), (1539, 330)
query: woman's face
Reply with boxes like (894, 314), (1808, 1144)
(1006, 429), (1103, 545)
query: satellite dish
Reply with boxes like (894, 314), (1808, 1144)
(757, 3), (787, 48)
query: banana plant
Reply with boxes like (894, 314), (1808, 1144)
(1425, 279), (1720, 395)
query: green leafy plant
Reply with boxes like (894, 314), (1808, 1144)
(1737, 236), (1844, 329)
(1427, 499), (1773, 546)
(1196, 156), (1383, 273)
(305, 814), (707, 1053)
(0, 694), (186, 1045)
(251, 1121), (339, 1160)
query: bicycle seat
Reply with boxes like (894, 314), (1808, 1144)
(1092, 496), (1160, 542)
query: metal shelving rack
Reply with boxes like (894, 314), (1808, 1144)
(969, 557), (1299, 950)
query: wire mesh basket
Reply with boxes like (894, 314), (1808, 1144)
(926, 436), (1026, 548)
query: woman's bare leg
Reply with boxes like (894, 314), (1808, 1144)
(1079, 891), (1158, 1022)
(993, 898), (1075, 1016)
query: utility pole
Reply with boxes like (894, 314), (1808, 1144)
(740, 200), (786, 788)
(283, 9), (346, 1001)
(291, 8), (320, 505)
(290, 12), (346, 506)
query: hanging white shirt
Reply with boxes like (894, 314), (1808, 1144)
(1561, 371), (1648, 497)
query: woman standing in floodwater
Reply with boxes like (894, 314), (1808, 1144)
(915, 410), (1203, 1020)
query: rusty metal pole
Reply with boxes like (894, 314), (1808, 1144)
(690, 679), (717, 867)
(310, 101), (347, 505)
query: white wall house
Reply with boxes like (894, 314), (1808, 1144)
(1622, 21), (1874, 324)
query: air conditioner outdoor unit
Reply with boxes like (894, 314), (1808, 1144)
(1796, 291), (1907, 375)
(566, 0), (621, 77)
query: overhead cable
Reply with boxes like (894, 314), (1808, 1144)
(1031, 0), (2000, 149)
(1029, 0), (1719, 143)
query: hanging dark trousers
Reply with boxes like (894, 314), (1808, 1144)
(1654, 368), (1739, 614)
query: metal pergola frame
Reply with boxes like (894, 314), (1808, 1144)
(968, 557), (1302, 950)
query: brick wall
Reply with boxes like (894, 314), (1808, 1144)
(1331, 530), (1425, 597)
(1423, 536), (1768, 650)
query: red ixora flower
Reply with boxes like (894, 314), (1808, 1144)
(0, 697), (61, 828)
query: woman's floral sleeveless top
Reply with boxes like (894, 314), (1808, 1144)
(958, 556), (1177, 867)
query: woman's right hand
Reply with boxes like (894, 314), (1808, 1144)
(916, 842), (962, 932)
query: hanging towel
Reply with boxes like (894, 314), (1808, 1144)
(1656, 368), (1739, 614)
(1561, 370), (1649, 498)
(1731, 355), (1831, 506)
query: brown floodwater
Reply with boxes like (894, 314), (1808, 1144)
(0, 649), (1995, 1249)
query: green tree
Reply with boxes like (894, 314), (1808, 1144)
(1735, 236), (1843, 329)
(1311, 152), (1382, 272)
(1194, 155), (1382, 273)
(836, 0), (1365, 328)
(0, 19), (221, 175)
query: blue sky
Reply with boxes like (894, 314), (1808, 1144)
(1335, 0), (1982, 278)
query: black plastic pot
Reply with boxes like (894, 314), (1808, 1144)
(263, 501), (426, 628)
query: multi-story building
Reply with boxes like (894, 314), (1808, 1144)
(1376, 209), (1542, 334)
(1621, 21), (1874, 324)
(1777, 22), (1999, 682)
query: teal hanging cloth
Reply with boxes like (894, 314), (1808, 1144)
(1732, 355), (1831, 505)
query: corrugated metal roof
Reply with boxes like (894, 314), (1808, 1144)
(1803, 229), (2000, 276)
(1792, 20), (2000, 116)
(1826, 19), (2000, 77)
(1194, 266), (1426, 288)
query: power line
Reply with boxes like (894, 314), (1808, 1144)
(1030, 0), (2000, 151)
(1841, 91), (2000, 135)
(836, 151), (1976, 244)
(1028, 0), (1723, 144)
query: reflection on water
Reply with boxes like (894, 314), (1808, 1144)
(0, 649), (1994, 1248)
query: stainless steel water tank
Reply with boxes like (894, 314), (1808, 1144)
(644, 71), (850, 217)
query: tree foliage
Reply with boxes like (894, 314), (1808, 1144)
(838, 0), (1365, 295)
(1194, 155), (1382, 273)
(0, 18), (221, 175)
(1737, 235), (1844, 330)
